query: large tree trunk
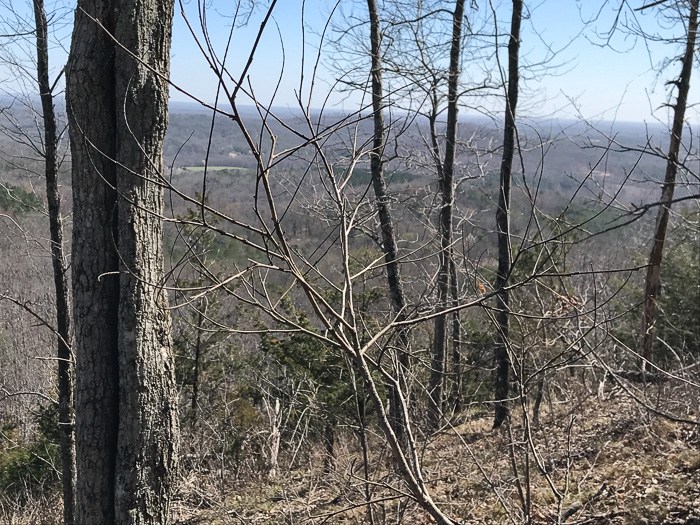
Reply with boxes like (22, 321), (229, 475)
(366, 0), (410, 441)
(67, 0), (178, 522)
(428, 0), (465, 429)
(493, 0), (522, 429)
(32, 0), (75, 521)
(639, 0), (698, 369)
(67, 1), (120, 520)
(113, 2), (178, 521)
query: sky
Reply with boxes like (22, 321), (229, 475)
(520, 0), (692, 124)
(1, 0), (697, 125)
(166, 0), (698, 126)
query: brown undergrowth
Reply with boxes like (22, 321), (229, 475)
(2, 386), (697, 524)
(172, 388), (699, 525)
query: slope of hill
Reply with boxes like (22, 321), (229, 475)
(168, 390), (700, 525)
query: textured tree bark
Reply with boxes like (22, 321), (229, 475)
(366, 0), (410, 442)
(493, 0), (522, 429)
(428, 0), (465, 429)
(113, 2), (178, 522)
(67, 0), (178, 522)
(33, 0), (76, 521)
(66, 1), (120, 521)
(639, 0), (698, 369)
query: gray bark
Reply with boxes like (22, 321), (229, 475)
(639, 0), (698, 368)
(494, 0), (522, 429)
(428, 0), (465, 429)
(67, 0), (178, 522)
(67, 1), (120, 520)
(366, 0), (410, 441)
(113, 2), (178, 521)
(33, 0), (75, 521)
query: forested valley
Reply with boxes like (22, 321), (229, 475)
(0, 1), (698, 524)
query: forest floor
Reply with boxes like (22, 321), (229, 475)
(172, 388), (700, 525)
(2, 387), (697, 524)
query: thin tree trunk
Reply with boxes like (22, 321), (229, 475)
(355, 393), (375, 525)
(450, 258), (462, 412)
(426, 95), (445, 427)
(32, 0), (75, 521)
(265, 397), (281, 478)
(494, 0), (522, 429)
(429, 0), (465, 429)
(67, 0), (178, 522)
(640, 0), (698, 369)
(366, 0), (410, 441)
(190, 297), (208, 422)
(532, 375), (544, 427)
(323, 422), (336, 473)
(353, 352), (457, 525)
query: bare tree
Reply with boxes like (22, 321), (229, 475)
(366, 0), (494, 426)
(493, 0), (523, 429)
(639, 0), (698, 368)
(366, 0), (410, 440)
(66, 0), (178, 521)
(170, 3), (466, 521)
(428, 0), (466, 429)
(32, 0), (75, 520)
(0, 1), (75, 520)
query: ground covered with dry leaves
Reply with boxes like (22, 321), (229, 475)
(3, 389), (697, 524)
(172, 391), (699, 525)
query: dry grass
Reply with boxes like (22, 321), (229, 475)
(0, 490), (61, 525)
(3, 388), (697, 524)
(173, 389), (700, 524)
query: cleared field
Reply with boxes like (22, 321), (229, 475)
(180, 166), (249, 172)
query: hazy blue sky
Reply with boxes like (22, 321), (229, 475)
(168, 0), (698, 125)
(1, 0), (696, 125)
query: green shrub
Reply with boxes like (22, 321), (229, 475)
(656, 223), (700, 361)
(0, 404), (60, 498)
(0, 184), (42, 214)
